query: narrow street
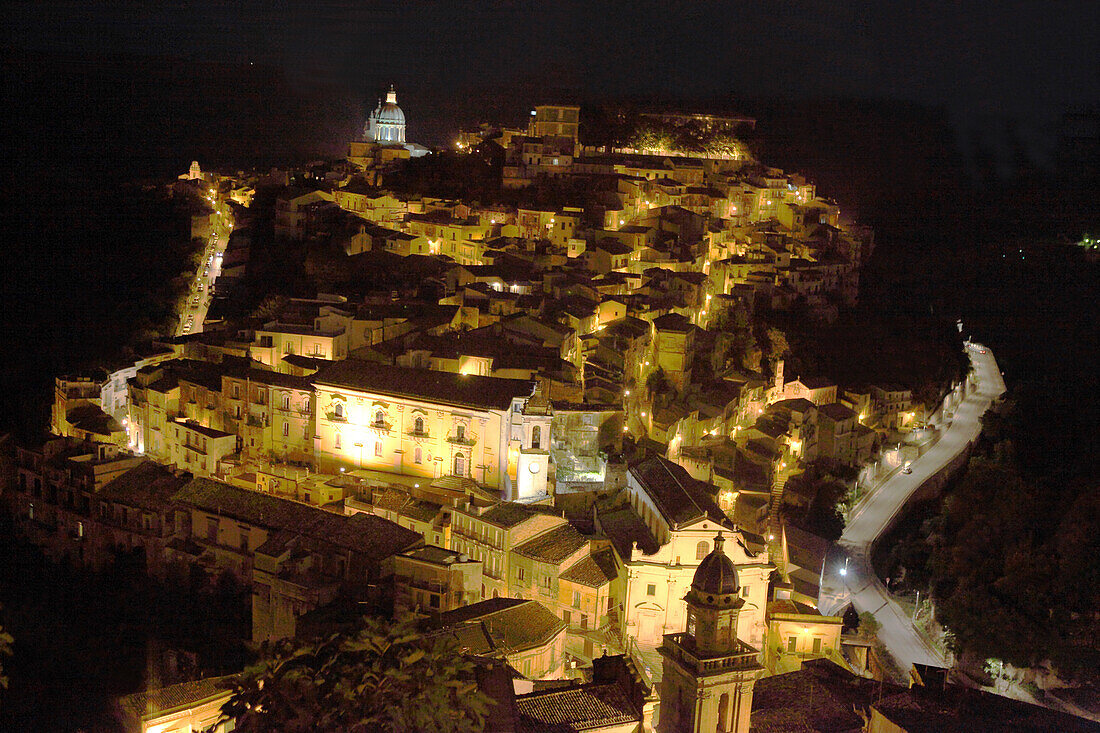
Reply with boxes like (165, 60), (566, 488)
(175, 196), (232, 337)
(820, 343), (1006, 670)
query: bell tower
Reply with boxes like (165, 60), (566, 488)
(658, 532), (763, 733)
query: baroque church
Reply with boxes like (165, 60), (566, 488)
(348, 84), (429, 170)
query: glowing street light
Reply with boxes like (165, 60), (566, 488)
(839, 557), (849, 577)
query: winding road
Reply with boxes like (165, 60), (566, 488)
(820, 343), (1006, 670)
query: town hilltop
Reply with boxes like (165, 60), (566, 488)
(8, 92), (1086, 733)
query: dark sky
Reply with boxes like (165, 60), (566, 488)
(6, 1), (1097, 140)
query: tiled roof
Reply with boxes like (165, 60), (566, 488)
(751, 659), (896, 733)
(477, 502), (564, 529)
(117, 675), (234, 722)
(98, 461), (190, 513)
(513, 524), (588, 564)
(173, 478), (420, 560)
(515, 681), (640, 732)
(818, 402), (856, 422)
(312, 359), (535, 411)
(439, 598), (566, 655)
(559, 549), (618, 588)
(629, 455), (726, 529)
(596, 505), (660, 559)
(651, 312), (692, 332)
(801, 376), (836, 390)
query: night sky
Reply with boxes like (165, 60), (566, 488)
(5, 0), (1098, 153)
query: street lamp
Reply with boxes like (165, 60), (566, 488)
(839, 557), (849, 577)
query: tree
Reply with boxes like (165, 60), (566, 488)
(222, 614), (491, 733)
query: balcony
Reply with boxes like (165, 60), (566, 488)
(445, 434), (477, 446)
(660, 633), (760, 675)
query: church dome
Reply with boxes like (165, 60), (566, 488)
(374, 102), (405, 125)
(691, 531), (739, 596)
(366, 85), (407, 144)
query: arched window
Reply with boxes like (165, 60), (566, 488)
(334, 403), (343, 419)
(454, 453), (465, 477)
(374, 409), (385, 426)
(414, 446), (422, 464)
(717, 692), (730, 733)
(414, 416), (424, 434)
(696, 541), (709, 560)
(531, 425), (542, 449)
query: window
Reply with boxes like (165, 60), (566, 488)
(282, 422), (289, 437)
(580, 613), (588, 630)
(563, 609), (571, 625)
(572, 591), (581, 609)
(517, 567), (525, 581)
(335, 433), (342, 450)
(429, 593), (440, 609)
(414, 446), (422, 464)
(374, 409), (385, 426)
(414, 416), (424, 434)
(239, 528), (249, 553)
(454, 453), (465, 476)
(282, 394), (290, 410)
(232, 384), (240, 399)
(374, 441), (383, 457)
(235, 405), (242, 419)
(334, 403), (344, 419)
(455, 424), (465, 441)
(787, 636), (797, 653)
(812, 637), (822, 654)
(696, 541), (710, 560)
(531, 425), (541, 449)
(647, 583), (656, 597)
(206, 517), (219, 543)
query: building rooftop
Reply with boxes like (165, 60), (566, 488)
(476, 502), (564, 529)
(629, 454), (725, 529)
(818, 402), (856, 422)
(515, 681), (641, 732)
(438, 598), (566, 655)
(117, 675), (234, 724)
(174, 478), (421, 560)
(513, 524), (589, 564)
(559, 548), (618, 588)
(97, 461), (190, 513)
(312, 359), (535, 411)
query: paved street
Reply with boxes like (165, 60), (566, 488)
(175, 203), (231, 337)
(821, 343), (1006, 670)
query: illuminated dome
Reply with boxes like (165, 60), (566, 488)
(365, 85), (406, 144)
(691, 531), (739, 596)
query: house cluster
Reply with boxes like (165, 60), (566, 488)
(4, 96), (962, 733)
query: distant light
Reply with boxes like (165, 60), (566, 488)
(530, 110), (537, 116)
(839, 567), (847, 577)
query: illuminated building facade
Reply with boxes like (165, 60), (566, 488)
(311, 360), (550, 499)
